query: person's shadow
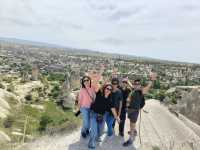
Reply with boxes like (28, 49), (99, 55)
(68, 134), (136, 150)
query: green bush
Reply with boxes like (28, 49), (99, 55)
(47, 73), (65, 81)
(39, 114), (53, 132)
(50, 84), (61, 99)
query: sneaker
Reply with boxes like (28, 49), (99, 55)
(86, 129), (90, 135)
(123, 139), (133, 147)
(81, 132), (87, 138)
(88, 145), (95, 149)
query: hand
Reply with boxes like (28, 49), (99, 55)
(150, 72), (157, 81)
(75, 110), (81, 117)
(116, 116), (121, 124)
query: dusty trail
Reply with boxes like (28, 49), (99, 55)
(20, 100), (200, 150)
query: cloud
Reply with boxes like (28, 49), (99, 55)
(99, 37), (124, 45)
(0, 0), (200, 63)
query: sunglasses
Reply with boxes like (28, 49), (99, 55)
(83, 79), (90, 82)
(122, 81), (128, 84)
(134, 83), (141, 86)
(112, 82), (118, 85)
(106, 87), (112, 91)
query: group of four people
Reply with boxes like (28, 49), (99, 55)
(77, 73), (157, 149)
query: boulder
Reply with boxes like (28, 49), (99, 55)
(62, 92), (76, 109)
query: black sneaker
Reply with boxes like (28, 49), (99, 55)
(81, 132), (87, 138)
(88, 145), (95, 149)
(86, 129), (90, 135)
(123, 139), (133, 147)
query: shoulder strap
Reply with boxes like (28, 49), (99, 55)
(85, 88), (95, 103)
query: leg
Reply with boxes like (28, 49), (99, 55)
(112, 119), (116, 129)
(88, 112), (98, 149)
(98, 119), (105, 138)
(123, 110), (139, 147)
(105, 112), (115, 136)
(119, 110), (126, 136)
(129, 121), (136, 137)
(80, 108), (90, 137)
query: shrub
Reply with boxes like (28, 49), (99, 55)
(39, 114), (53, 132)
(47, 73), (65, 82)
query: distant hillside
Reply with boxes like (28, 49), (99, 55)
(0, 37), (198, 65)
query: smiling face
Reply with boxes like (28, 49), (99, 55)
(122, 81), (128, 88)
(133, 81), (142, 91)
(112, 81), (118, 91)
(104, 85), (113, 97)
(83, 77), (91, 88)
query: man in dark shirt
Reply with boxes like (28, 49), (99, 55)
(119, 78), (131, 137)
(111, 78), (123, 129)
(123, 73), (157, 147)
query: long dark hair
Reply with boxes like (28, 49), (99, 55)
(81, 76), (92, 88)
(101, 83), (113, 97)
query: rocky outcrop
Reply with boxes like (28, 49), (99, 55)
(62, 92), (77, 109)
(177, 88), (200, 125)
(166, 86), (200, 125)
(0, 131), (11, 144)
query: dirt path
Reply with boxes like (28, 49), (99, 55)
(20, 100), (200, 150)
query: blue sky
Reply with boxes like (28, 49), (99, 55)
(0, 0), (200, 63)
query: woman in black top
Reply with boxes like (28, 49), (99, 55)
(88, 84), (120, 149)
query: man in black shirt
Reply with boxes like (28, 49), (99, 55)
(123, 73), (157, 147)
(119, 78), (131, 137)
(111, 78), (123, 129)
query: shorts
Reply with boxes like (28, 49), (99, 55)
(128, 109), (139, 123)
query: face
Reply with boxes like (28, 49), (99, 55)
(133, 81), (142, 90)
(104, 85), (112, 95)
(112, 82), (118, 90)
(83, 78), (90, 87)
(122, 81), (128, 88)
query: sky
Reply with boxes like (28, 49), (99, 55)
(0, 0), (200, 63)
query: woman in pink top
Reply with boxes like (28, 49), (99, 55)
(78, 76), (96, 138)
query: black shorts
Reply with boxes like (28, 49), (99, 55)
(128, 109), (139, 123)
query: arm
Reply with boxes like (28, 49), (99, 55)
(142, 81), (153, 94)
(142, 72), (157, 94)
(127, 80), (133, 88)
(118, 101), (122, 117)
(77, 90), (82, 110)
(126, 93), (132, 108)
(111, 108), (120, 123)
(118, 91), (123, 116)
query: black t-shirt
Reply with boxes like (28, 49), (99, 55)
(129, 90), (144, 110)
(90, 91), (114, 115)
(120, 87), (131, 109)
(112, 89), (123, 111)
